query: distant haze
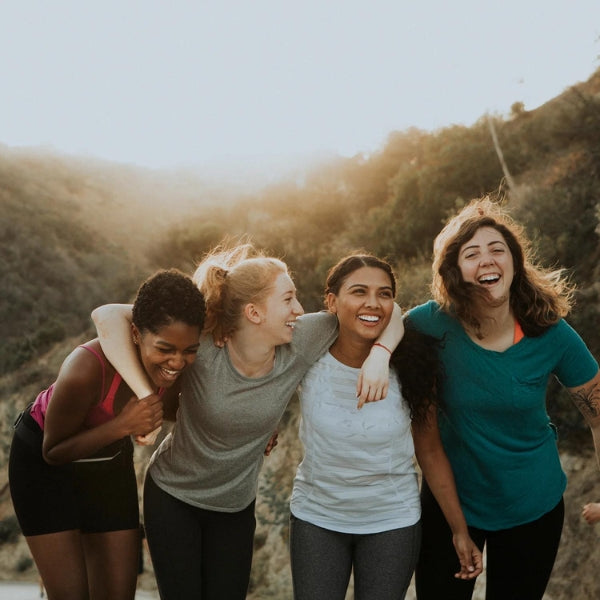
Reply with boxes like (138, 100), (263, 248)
(0, 0), (598, 177)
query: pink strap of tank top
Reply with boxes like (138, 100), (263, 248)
(78, 345), (122, 413)
(78, 345), (106, 397)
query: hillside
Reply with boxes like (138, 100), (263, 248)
(0, 67), (600, 598)
(0, 147), (238, 375)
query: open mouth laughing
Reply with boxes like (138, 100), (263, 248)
(478, 274), (500, 285)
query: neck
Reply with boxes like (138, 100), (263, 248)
(465, 303), (516, 351)
(480, 302), (513, 332)
(226, 334), (276, 378)
(329, 337), (371, 368)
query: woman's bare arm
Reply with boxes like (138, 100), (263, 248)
(43, 348), (163, 464)
(356, 303), (404, 407)
(413, 406), (483, 580)
(91, 304), (155, 399)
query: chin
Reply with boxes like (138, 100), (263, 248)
(281, 329), (294, 343)
(486, 293), (509, 307)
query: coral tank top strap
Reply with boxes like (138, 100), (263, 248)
(513, 320), (525, 344)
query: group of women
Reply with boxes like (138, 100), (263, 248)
(9, 197), (600, 600)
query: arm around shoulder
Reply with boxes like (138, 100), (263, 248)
(356, 303), (404, 407)
(90, 303), (154, 398)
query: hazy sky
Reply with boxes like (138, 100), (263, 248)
(1, 1), (598, 174)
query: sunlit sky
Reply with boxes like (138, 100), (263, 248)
(1, 1), (598, 175)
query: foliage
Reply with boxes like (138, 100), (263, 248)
(0, 190), (145, 373)
(2, 69), (600, 445)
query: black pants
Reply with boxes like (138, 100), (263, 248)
(290, 513), (420, 600)
(143, 474), (256, 600)
(415, 482), (564, 600)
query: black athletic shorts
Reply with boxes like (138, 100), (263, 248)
(8, 408), (139, 537)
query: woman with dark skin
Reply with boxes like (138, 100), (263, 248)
(9, 269), (205, 600)
(408, 198), (600, 599)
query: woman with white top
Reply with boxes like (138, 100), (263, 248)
(289, 254), (482, 600)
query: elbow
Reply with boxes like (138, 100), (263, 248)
(42, 446), (67, 466)
(90, 305), (106, 326)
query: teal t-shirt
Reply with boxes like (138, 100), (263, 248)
(407, 300), (598, 530)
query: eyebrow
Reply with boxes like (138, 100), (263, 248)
(346, 283), (394, 292)
(156, 340), (200, 349)
(460, 240), (506, 255)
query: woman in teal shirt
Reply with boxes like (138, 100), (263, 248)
(408, 198), (600, 600)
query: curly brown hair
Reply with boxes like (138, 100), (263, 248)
(390, 323), (443, 426)
(431, 198), (573, 337)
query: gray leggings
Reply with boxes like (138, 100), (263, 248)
(289, 513), (421, 600)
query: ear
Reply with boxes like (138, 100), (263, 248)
(326, 292), (337, 314)
(243, 303), (263, 325)
(131, 323), (141, 345)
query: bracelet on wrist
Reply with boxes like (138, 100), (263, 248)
(372, 342), (392, 354)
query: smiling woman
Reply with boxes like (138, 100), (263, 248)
(8, 269), (206, 600)
(289, 254), (481, 600)
(407, 198), (600, 600)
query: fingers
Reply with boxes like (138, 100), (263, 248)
(582, 503), (600, 524)
(135, 426), (162, 446)
(454, 563), (480, 579)
(356, 373), (364, 408)
(455, 554), (483, 580)
(264, 431), (279, 456)
(356, 382), (390, 409)
(264, 439), (278, 456)
(124, 394), (163, 435)
(453, 540), (483, 580)
(138, 393), (162, 406)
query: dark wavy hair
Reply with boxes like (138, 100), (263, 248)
(390, 322), (443, 426)
(132, 268), (206, 334)
(432, 198), (573, 337)
(324, 253), (396, 301)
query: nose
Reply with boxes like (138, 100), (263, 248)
(480, 252), (495, 266)
(293, 298), (304, 316)
(364, 292), (381, 307)
(168, 353), (187, 370)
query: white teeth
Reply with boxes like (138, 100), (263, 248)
(286, 321), (296, 328)
(479, 274), (500, 283)
(161, 368), (180, 377)
(359, 315), (379, 322)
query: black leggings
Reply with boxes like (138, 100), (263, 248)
(143, 474), (256, 600)
(415, 482), (564, 600)
(290, 513), (421, 600)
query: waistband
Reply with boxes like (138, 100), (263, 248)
(13, 405), (43, 448)
(12, 404), (132, 461)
